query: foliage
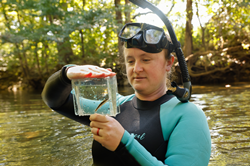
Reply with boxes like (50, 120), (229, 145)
(196, 0), (250, 50)
(0, 0), (249, 89)
(174, 25), (185, 47)
(0, 0), (123, 89)
(178, 0), (250, 84)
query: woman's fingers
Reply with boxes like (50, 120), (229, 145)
(89, 114), (109, 128)
(89, 113), (108, 122)
(91, 127), (101, 136)
(66, 65), (116, 80)
(86, 66), (116, 77)
(90, 114), (125, 151)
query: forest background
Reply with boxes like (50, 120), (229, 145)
(0, 0), (249, 90)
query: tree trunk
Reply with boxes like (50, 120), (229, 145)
(1, 4), (31, 80)
(115, 0), (124, 58)
(184, 0), (193, 57)
(15, 44), (29, 79)
(79, 29), (85, 60)
(21, 43), (31, 75)
(43, 42), (49, 75)
(80, 1), (86, 61)
(202, 27), (206, 50)
(16, 8), (31, 79)
(56, 36), (74, 64)
(125, 0), (131, 24)
(35, 43), (43, 78)
(195, 2), (206, 51)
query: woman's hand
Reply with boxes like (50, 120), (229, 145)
(67, 65), (116, 80)
(89, 114), (125, 151)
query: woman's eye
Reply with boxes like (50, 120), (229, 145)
(127, 60), (134, 64)
(143, 59), (150, 62)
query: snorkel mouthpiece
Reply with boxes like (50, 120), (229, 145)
(167, 82), (192, 102)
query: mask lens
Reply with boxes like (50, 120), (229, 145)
(121, 25), (141, 39)
(145, 29), (163, 44)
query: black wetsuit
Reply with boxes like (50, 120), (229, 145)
(42, 66), (211, 166)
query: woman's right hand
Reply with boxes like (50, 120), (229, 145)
(66, 65), (116, 80)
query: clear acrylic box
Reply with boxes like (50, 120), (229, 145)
(72, 75), (120, 116)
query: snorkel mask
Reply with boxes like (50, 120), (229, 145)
(124, 0), (192, 102)
(119, 23), (174, 53)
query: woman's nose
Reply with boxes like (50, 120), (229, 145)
(133, 61), (143, 73)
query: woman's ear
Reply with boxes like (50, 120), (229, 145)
(166, 55), (175, 72)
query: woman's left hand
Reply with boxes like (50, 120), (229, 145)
(89, 114), (125, 151)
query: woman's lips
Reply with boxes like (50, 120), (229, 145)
(133, 76), (146, 80)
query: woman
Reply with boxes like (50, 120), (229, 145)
(42, 23), (211, 166)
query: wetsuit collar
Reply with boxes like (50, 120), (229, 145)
(132, 93), (174, 110)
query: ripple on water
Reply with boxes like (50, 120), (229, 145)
(1, 86), (250, 165)
(192, 88), (250, 166)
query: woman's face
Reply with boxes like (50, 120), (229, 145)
(124, 48), (174, 100)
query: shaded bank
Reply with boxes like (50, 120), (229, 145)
(174, 45), (250, 85)
(1, 44), (250, 91)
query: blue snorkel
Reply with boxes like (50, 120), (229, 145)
(129, 0), (192, 102)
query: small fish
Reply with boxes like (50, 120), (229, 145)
(94, 98), (109, 112)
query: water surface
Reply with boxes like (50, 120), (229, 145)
(0, 84), (250, 165)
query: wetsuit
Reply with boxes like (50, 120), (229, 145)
(42, 66), (211, 166)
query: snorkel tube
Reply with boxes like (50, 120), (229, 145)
(129, 0), (192, 102)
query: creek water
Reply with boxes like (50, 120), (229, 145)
(0, 84), (250, 165)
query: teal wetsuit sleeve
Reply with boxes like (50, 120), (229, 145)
(161, 99), (211, 166)
(118, 98), (211, 166)
(120, 131), (169, 165)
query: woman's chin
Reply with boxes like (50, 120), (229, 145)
(133, 87), (148, 95)
(132, 84), (145, 92)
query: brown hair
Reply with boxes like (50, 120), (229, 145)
(163, 49), (175, 87)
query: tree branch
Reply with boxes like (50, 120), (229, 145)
(132, 12), (153, 19)
(166, 1), (175, 16)
(188, 65), (230, 77)
(132, 0), (176, 19)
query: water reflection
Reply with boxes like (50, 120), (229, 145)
(191, 87), (250, 166)
(0, 91), (93, 165)
(0, 84), (250, 165)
